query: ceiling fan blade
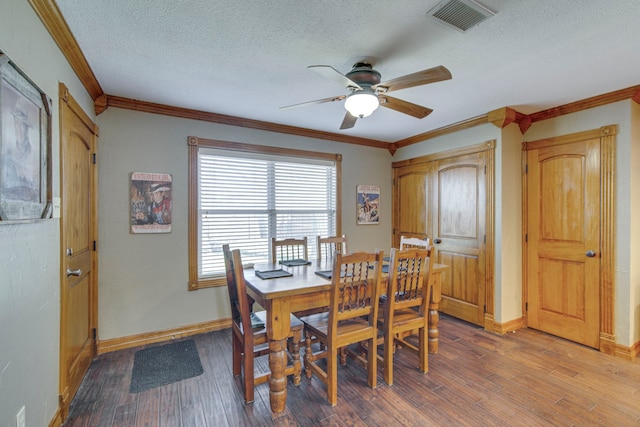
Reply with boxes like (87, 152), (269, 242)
(280, 95), (345, 110)
(309, 65), (362, 90)
(340, 112), (357, 130)
(373, 65), (452, 93)
(379, 95), (433, 119)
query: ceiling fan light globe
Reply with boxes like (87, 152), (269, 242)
(344, 92), (379, 118)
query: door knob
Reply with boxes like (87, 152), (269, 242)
(586, 250), (596, 258)
(434, 239), (442, 244)
(66, 268), (82, 277)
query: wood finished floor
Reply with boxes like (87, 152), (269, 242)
(62, 314), (640, 426)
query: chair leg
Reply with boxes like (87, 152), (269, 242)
(383, 327), (394, 386)
(232, 334), (242, 377)
(327, 348), (338, 406)
(243, 340), (255, 404)
(303, 328), (314, 379)
(367, 336), (377, 390)
(418, 326), (428, 374)
(288, 329), (302, 386)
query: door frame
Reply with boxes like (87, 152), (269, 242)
(58, 82), (99, 416)
(522, 125), (616, 355)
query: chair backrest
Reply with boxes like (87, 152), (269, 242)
(399, 236), (430, 250)
(328, 250), (384, 339)
(386, 246), (433, 314)
(271, 237), (308, 263)
(223, 244), (253, 336)
(316, 235), (348, 260)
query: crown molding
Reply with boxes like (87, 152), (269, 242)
(28, 0), (103, 100)
(102, 95), (390, 149)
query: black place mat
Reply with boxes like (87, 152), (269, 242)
(314, 270), (352, 280)
(255, 269), (293, 279)
(279, 259), (311, 266)
(130, 339), (203, 393)
(315, 270), (333, 279)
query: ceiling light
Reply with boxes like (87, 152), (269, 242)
(344, 91), (379, 118)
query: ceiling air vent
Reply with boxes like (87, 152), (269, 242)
(427, 0), (495, 32)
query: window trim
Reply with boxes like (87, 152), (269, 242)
(187, 136), (342, 290)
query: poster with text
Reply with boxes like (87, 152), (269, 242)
(357, 184), (379, 225)
(130, 172), (172, 233)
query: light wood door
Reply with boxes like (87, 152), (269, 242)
(432, 151), (486, 326)
(392, 163), (432, 248)
(526, 136), (600, 348)
(59, 84), (98, 417)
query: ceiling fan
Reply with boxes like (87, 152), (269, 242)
(281, 62), (452, 130)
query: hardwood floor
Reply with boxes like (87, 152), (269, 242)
(62, 315), (640, 426)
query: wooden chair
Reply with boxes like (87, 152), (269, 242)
(316, 235), (348, 260)
(399, 235), (430, 250)
(377, 246), (433, 386)
(300, 250), (384, 406)
(271, 237), (308, 263)
(223, 244), (303, 404)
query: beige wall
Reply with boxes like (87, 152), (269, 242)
(0, 1), (95, 425)
(393, 101), (639, 347)
(96, 107), (393, 340)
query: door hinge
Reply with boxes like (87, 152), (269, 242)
(484, 234), (486, 244)
(92, 328), (96, 339)
(525, 302), (528, 311)
(93, 240), (96, 251)
(525, 164), (528, 173)
(484, 165), (486, 174)
(483, 305), (486, 313)
(92, 153), (97, 164)
(525, 234), (528, 243)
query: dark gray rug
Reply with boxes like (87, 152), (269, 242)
(129, 339), (203, 393)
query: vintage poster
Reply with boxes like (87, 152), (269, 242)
(130, 172), (172, 233)
(356, 184), (379, 225)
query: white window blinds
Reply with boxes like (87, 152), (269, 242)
(198, 147), (337, 279)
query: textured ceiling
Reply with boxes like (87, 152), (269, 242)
(54, 0), (640, 143)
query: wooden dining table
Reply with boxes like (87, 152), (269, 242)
(243, 257), (449, 413)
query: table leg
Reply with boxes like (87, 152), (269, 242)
(428, 270), (443, 354)
(266, 299), (291, 413)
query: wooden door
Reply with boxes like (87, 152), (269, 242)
(432, 151), (486, 326)
(59, 84), (98, 417)
(525, 135), (600, 348)
(392, 163), (431, 248)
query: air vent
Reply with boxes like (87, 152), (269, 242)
(427, 0), (495, 32)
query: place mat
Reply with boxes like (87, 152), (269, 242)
(279, 259), (311, 266)
(255, 269), (293, 279)
(314, 270), (352, 280)
(315, 270), (333, 279)
(129, 339), (203, 393)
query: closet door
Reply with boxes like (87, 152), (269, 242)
(392, 163), (431, 248)
(432, 151), (487, 326)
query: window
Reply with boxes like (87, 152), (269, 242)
(188, 137), (342, 290)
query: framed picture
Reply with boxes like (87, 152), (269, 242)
(357, 184), (380, 225)
(0, 52), (51, 221)
(130, 172), (172, 234)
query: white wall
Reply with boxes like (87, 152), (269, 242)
(0, 1), (94, 426)
(96, 107), (393, 340)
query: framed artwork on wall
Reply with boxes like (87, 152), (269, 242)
(130, 172), (172, 234)
(356, 184), (380, 225)
(0, 52), (51, 221)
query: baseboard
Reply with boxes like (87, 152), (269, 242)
(484, 315), (525, 335)
(614, 339), (640, 361)
(97, 318), (232, 354)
